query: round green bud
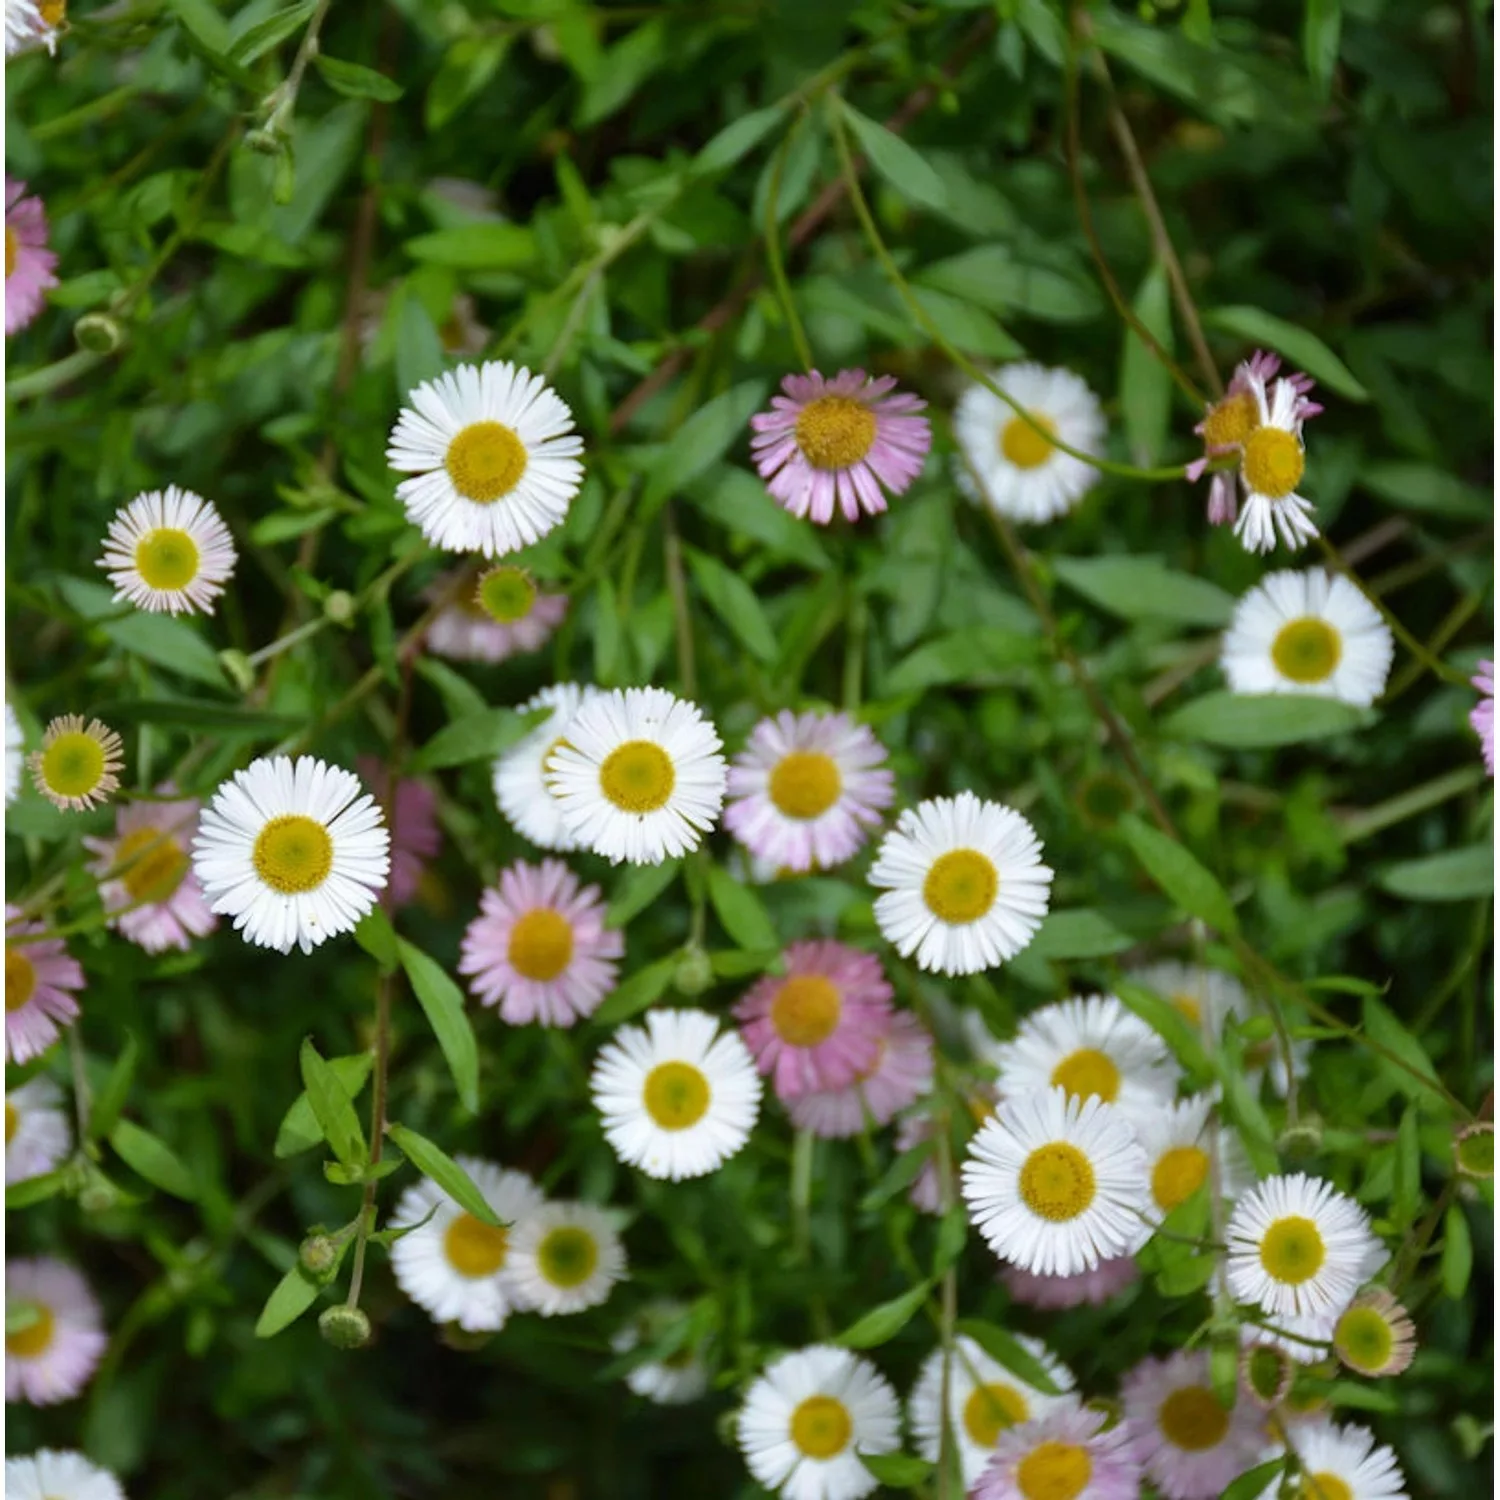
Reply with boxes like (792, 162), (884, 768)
(673, 946), (714, 998)
(323, 589), (356, 626)
(299, 1233), (339, 1280)
(1455, 1122), (1493, 1180)
(1277, 1117), (1323, 1161)
(74, 312), (124, 355)
(318, 1305), (371, 1350)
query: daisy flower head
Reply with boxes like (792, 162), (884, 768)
(493, 682), (593, 852)
(545, 687), (727, 865)
(953, 362), (1106, 525)
(1239, 1338), (1296, 1408)
(423, 564), (569, 663)
(1470, 660), (1494, 775)
(6, 1074), (71, 1184)
(1001, 1255), (1140, 1311)
(5, 177), (59, 334)
(973, 1398), (1141, 1500)
(354, 757), (441, 910)
(1332, 1289), (1416, 1378)
(5, 907), (84, 1063)
(737, 1343), (901, 1500)
(500, 1200), (626, 1317)
(459, 857), (622, 1026)
(1233, 375), (1320, 554)
(28, 715), (123, 812)
(5, 700), (23, 803)
(82, 788), (216, 953)
(612, 1300), (711, 1405)
(1133, 1094), (1255, 1223)
(386, 360), (584, 556)
(5, 1451), (125, 1500)
(909, 1334), (1076, 1489)
(1225, 1173), (1382, 1320)
(1222, 570), (1393, 708)
(725, 709), (893, 872)
(97, 487), (237, 615)
(869, 791), (1053, 976)
(962, 1088), (1152, 1277)
(388, 1157), (545, 1332)
(1262, 1420), (1408, 1500)
(749, 368), (931, 525)
(5, 1258), (106, 1405)
(191, 756), (390, 955)
(734, 941), (893, 1100)
(785, 1010), (934, 1139)
(590, 1008), (762, 1180)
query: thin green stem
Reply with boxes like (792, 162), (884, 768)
(663, 508), (699, 700)
(763, 123), (815, 371)
(1338, 765), (1486, 845)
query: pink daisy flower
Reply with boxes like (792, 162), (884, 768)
(894, 1088), (998, 1215)
(724, 709), (894, 873)
(1001, 1255), (1141, 1311)
(422, 566), (568, 664)
(734, 941), (893, 1100)
(5, 907), (84, 1064)
(5, 1258), (107, 1406)
(785, 1010), (934, 1138)
(1470, 660), (1494, 775)
(81, 788), (216, 954)
(749, 368), (931, 524)
(355, 757), (442, 908)
(459, 857), (623, 1027)
(5, 178), (59, 337)
(975, 1400), (1142, 1500)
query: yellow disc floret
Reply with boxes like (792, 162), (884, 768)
(252, 815), (334, 895)
(445, 421), (529, 503)
(1018, 1143), (1097, 1223)
(795, 396), (877, 471)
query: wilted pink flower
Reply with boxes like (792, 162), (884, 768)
(784, 1011), (934, 1138)
(356, 758), (441, 908)
(5, 907), (83, 1064)
(422, 567), (568, 664)
(1001, 1255), (1141, 1310)
(5, 1258), (107, 1406)
(1471, 660), (1493, 775)
(5, 178), (58, 336)
(975, 1400), (1142, 1500)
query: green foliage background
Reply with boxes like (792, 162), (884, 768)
(3, 0), (1493, 1496)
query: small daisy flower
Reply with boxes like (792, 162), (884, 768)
(1332, 1289), (1416, 1378)
(909, 1334), (1076, 1489)
(5, 177), (58, 334)
(1239, 1339), (1296, 1408)
(962, 1088), (1152, 1277)
(82, 788), (216, 954)
(785, 1011), (934, 1139)
(5, 1450), (125, 1500)
(386, 361), (584, 556)
(953, 363), (1106, 525)
(423, 564), (569, 664)
(192, 756), (390, 955)
(1233, 376), (1320, 554)
(459, 857), (623, 1026)
(734, 941), (894, 1100)
(1133, 1095), (1255, 1223)
(612, 1300), (711, 1405)
(1225, 1173), (1382, 1321)
(546, 687), (727, 865)
(5, 700), (23, 803)
(5, 907), (84, 1064)
(97, 487), (237, 615)
(974, 1399), (1142, 1500)
(1470, 660), (1494, 775)
(501, 1200), (626, 1317)
(1001, 1255), (1140, 1311)
(354, 758), (441, 910)
(388, 1157), (545, 1332)
(870, 791), (1053, 976)
(1223, 570), (1393, 708)
(724, 710), (894, 873)
(983, 994), (1181, 1114)
(494, 682), (593, 853)
(738, 1343), (901, 1500)
(590, 1008), (762, 1181)
(28, 715), (123, 812)
(749, 369), (931, 525)
(1263, 1420), (1408, 1500)
(5, 1258), (106, 1406)
(6, 1074), (71, 1184)
(1454, 1120), (1494, 1180)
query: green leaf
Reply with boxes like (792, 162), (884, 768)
(56, 577), (228, 689)
(352, 907), (401, 975)
(313, 55), (404, 102)
(1053, 556), (1234, 629)
(1302, 0), (1342, 97)
(859, 1452), (934, 1487)
(1119, 262), (1175, 466)
(953, 1319), (1065, 1395)
(254, 1263), (325, 1339)
(425, 34), (510, 132)
(6, 1167), (72, 1210)
(397, 941), (480, 1114)
(87, 697), (300, 735)
(249, 507), (339, 545)
(608, 860), (682, 928)
(1441, 1204), (1473, 1299)
(1161, 692), (1370, 748)
(1361, 996), (1443, 1102)
(404, 223), (537, 271)
(1027, 909), (1135, 960)
(1115, 979), (1214, 1079)
(683, 546), (778, 664)
(590, 957), (678, 1027)
(395, 291), (445, 399)
(1222, 1460), (1287, 1500)
(274, 1053), (375, 1158)
(226, 0), (316, 64)
(687, 467), (833, 572)
(638, 380), (768, 519)
(916, 246), (1102, 323)
(88, 1032), (140, 1143)
(1377, 845), (1493, 902)
(386, 1123), (500, 1225)
(109, 1118), (198, 1200)
(298, 1039), (367, 1169)
(1201, 306), (1369, 402)
(1357, 462), (1491, 520)
(410, 707), (541, 772)
(835, 1280), (932, 1349)
(837, 99), (948, 211)
(1119, 815), (1239, 935)
(858, 1144), (933, 1212)
(693, 105), (785, 175)
(705, 864), (779, 952)
(882, 628), (1039, 697)
(1392, 1106), (1421, 1228)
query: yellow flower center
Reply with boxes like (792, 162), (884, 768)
(443, 1212), (509, 1277)
(767, 750), (842, 820)
(251, 814), (334, 895)
(963, 1381), (1029, 1446)
(1170, 992), (1202, 1025)
(1049, 1047), (1120, 1104)
(475, 565), (536, 624)
(5, 1303), (55, 1359)
(1333, 1305), (1393, 1374)
(642, 1061), (710, 1130)
(769, 974), (843, 1047)
(1000, 412), (1058, 470)
(598, 740), (675, 814)
(507, 907), (574, 982)
(115, 826), (188, 905)
(1259, 1215), (1327, 1285)
(39, 0), (66, 23)
(5, 1100), (17, 1142)
(922, 849), (998, 924)
(1151, 1145), (1210, 1212)
(445, 420), (529, 503)
(789, 1393), (853, 1458)
(1015, 1440), (1092, 1500)
(536, 1225), (599, 1288)
(794, 395), (877, 471)
(1158, 1386), (1230, 1451)
(40, 731), (106, 800)
(4, 227), (17, 280)
(1241, 426), (1305, 499)
(1200, 391), (1258, 449)
(1018, 1143), (1096, 1222)
(133, 527), (201, 592)
(1271, 618), (1342, 685)
(5, 949), (37, 1012)
(1301, 1475), (1354, 1500)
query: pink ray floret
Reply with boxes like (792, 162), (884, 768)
(5, 178), (59, 336)
(5, 906), (84, 1064)
(1471, 660), (1494, 776)
(356, 757), (442, 908)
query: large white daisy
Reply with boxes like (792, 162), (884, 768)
(5, 700), (23, 805)
(5, 1450), (125, 1500)
(869, 791), (1053, 976)
(500, 1200), (626, 1317)
(97, 485), (237, 615)
(1261, 1420), (1409, 1500)
(191, 756), (390, 954)
(1234, 375), (1318, 554)
(1133, 1094), (1255, 1223)
(386, 361), (584, 556)
(493, 682), (592, 852)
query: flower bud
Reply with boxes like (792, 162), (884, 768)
(318, 1305), (371, 1350)
(299, 1233), (339, 1281)
(1454, 1121), (1493, 1180)
(673, 945), (713, 998)
(323, 589), (356, 626)
(1276, 1117), (1323, 1162)
(244, 127), (284, 156)
(218, 649), (256, 693)
(73, 312), (123, 355)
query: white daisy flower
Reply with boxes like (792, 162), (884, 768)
(909, 1333), (1076, 1489)
(500, 1200), (626, 1317)
(493, 682), (593, 852)
(1133, 1094), (1255, 1223)
(738, 1344), (901, 1500)
(869, 791), (1053, 976)
(961, 1087), (1152, 1277)
(5, 1450), (125, 1500)
(612, 1300), (712, 1405)
(191, 756), (390, 955)
(1225, 1173), (1382, 1320)
(590, 1008), (761, 1181)
(1233, 376), (1318, 554)
(28, 715), (124, 813)
(4, 0), (59, 57)
(546, 687), (727, 866)
(1262, 1420), (1408, 1500)
(1222, 569), (1393, 708)
(952, 362), (1106, 524)
(97, 486), (237, 615)
(388, 1157), (545, 1332)
(5, 701), (23, 804)
(386, 361), (584, 556)
(6, 1075), (71, 1185)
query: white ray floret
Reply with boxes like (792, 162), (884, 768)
(493, 682), (593, 852)
(500, 1200), (626, 1317)
(97, 486), (237, 615)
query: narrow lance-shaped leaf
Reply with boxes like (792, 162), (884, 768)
(397, 940), (480, 1114)
(298, 1039), (368, 1169)
(109, 1119), (198, 1201)
(834, 1280), (932, 1349)
(387, 1123), (501, 1226)
(1119, 816), (1239, 936)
